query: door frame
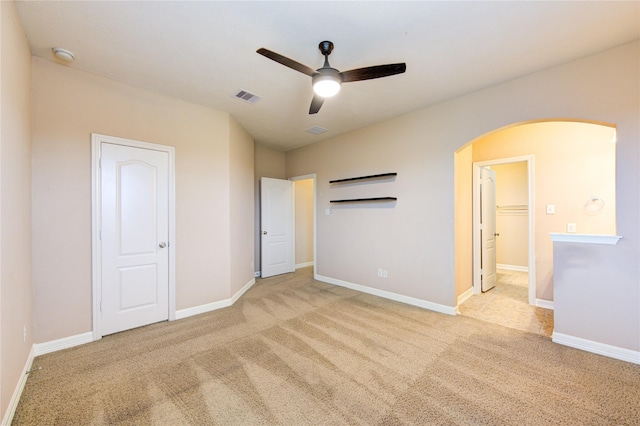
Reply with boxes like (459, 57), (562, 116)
(289, 174), (317, 274)
(91, 133), (176, 340)
(473, 155), (535, 305)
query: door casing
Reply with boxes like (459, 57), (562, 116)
(473, 155), (535, 305)
(91, 133), (176, 341)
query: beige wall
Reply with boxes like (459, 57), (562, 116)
(31, 57), (252, 343)
(472, 121), (617, 300)
(493, 162), (529, 268)
(229, 116), (255, 294)
(0, 1), (33, 419)
(287, 41), (639, 351)
(294, 179), (314, 267)
(253, 145), (286, 274)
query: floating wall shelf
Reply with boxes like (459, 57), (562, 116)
(329, 172), (397, 184)
(330, 197), (397, 203)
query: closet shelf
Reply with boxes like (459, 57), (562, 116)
(330, 197), (397, 203)
(329, 172), (397, 184)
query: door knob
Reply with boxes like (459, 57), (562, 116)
(159, 242), (167, 248)
(494, 233), (500, 237)
(262, 231), (267, 235)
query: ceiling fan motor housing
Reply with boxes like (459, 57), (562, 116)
(319, 40), (334, 56)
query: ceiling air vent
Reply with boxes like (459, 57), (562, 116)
(233, 89), (261, 104)
(306, 126), (328, 135)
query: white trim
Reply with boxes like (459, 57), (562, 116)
(552, 332), (640, 365)
(457, 286), (474, 307)
(473, 156), (536, 305)
(315, 274), (456, 316)
(549, 233), (622, 245)
(230, 278), (256, 305)
(33, 332), (94, 356)
(497, 264), (529, 272)
(175, 300), (231, 320)
(536, 299), (554, 310)
(295, 261), (314, 269)
(91, 134), (176, 340)
(2, 347), (35, 426)
(176, 278), (255, 320)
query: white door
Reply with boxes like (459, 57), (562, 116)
(481, 167), (497, 292)
(261, 177), (294, 278)
(101, 142), (170, 335)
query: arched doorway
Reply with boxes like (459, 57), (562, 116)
(454, 120), (616, 335)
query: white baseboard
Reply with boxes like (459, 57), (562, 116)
(536, 299), (554, 310)
(315, 274), (456, 316)
(497, 264), (529, 272)
(175, 299), (231, 320)
(552, 332), (640, 365)
(2, 347), (35, 426)
(457, 286), (474, 308)
(230, 278), (255, 305)
(34, 332), (94, 356)
(295, 261), (314, 269)
(176, 277), (255, 320)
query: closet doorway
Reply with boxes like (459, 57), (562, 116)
(473, 156), (534, 304)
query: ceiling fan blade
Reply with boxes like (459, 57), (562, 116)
(257, 48), (316, 77)
(309, 94), (324, 114)
(340, 63), (407, 83)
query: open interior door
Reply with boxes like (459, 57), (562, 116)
(260, 177), (295, 278)
(481, 167), (497, 292)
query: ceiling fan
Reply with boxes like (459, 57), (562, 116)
(257, 41), (406, 114)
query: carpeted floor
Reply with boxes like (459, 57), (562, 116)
(13, 268), (640, 425)
(458, 269), (554, 337)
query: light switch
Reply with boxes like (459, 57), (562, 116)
(546, 204), (555, 215)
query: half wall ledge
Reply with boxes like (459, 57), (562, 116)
(549, 233), (622, 245)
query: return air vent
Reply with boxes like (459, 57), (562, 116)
(233, 90), (261, 104)
(306, 126), (328, 135)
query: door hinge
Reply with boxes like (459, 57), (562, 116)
(99, 300), (102, 312)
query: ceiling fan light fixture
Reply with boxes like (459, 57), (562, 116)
(313, 75), (341, 98)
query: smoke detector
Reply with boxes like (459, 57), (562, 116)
(52, 47), (75, 62)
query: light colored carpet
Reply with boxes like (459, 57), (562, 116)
(458, 269), (554, 337)
(13, 268), (640, 424)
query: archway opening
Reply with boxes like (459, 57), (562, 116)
(454, 120), (616, 334)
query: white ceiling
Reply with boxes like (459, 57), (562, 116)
(15, 1), (640, 151)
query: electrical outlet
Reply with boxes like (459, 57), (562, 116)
(567, 223), (576, 233)
(325, 209), (332, 216)
(378, 269), (388, 278)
